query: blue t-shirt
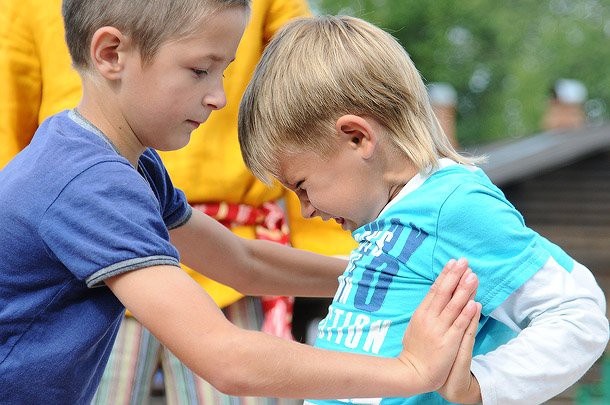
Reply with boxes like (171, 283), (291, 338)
(0, 110), (191, 403)
(309, 162), (573, 405)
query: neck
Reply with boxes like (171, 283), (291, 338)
(77, 79), (145, 168)
(384, 168), (417, 205)
(381, 146), (419, 206)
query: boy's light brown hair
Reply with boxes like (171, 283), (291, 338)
(239, 15), (478, 184)
(62, 0), (250, 72)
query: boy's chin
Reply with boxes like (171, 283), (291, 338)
(156, 135), (192, 152)
(336, 218), (355, 231)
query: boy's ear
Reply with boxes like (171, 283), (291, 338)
(90, 27), (130, 80)
(335, 115), (377, 159)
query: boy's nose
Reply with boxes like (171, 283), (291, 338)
(300, 200), (316, 219)
(203, 82), (227, 110)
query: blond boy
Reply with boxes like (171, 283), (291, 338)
(239, 15), (608, 404)
(0, 1), (482, 403)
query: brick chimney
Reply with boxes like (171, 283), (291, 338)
(542, 79), (587, 131)
(428, 82), (459, 148)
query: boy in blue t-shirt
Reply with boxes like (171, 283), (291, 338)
(0, 1), (482, 403)
(238, 15), (609, 404)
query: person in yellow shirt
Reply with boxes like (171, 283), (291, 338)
(0, 0), (356, 403)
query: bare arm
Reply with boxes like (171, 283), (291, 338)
(105, 259), (479, 398)
(170, 208), (347, 297)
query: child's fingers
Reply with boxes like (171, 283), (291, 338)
(458, 302), (481, 355)
(438, 267), (478, 328)
(419, 258), (456, 311)
(468, 288), (477, 302)
(450, 301), (481, 347)
(438, 304), (481, 403)
(425, 258), (469, 316)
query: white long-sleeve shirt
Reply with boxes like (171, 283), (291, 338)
(472, 258), (609, 404)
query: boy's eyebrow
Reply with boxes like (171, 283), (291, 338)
(277, 176), (294, 190)
(205, 54), (236, 64)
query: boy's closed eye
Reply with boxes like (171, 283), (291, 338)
(191, 68), (208, 77)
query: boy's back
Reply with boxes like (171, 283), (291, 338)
(0, 111), (190, 401)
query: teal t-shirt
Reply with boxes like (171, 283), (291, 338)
(309, 163), (573, 405)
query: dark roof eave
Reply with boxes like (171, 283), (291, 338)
(464, 123), (610, 186)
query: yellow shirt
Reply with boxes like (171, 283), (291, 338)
(0, 0), (357, 308)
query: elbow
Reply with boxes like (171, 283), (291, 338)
(216, 244), (261, 294)
(229, 240), (267, 295)
(590, 313), (610, 358)
(575, 303), (610, 361)
(201, 330), (263, 397)
(226, 266), (261, 296)
(208, 369), (254, 397)
(205, 353), (260, 396)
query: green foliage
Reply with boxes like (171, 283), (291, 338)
(310, 0), (610, 145)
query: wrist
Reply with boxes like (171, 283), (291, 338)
(395, 355), (437, 396)
(465, 372), (482, 404)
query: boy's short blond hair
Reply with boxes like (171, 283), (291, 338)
(239, 15), (478, 184)
(62, 0), (249, 71)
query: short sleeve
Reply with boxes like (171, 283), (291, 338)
(138, 149), (192, 230)
(39, 161), (183, 287)
(435, 182), (550, 315)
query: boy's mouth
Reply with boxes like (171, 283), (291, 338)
(334, 217), (352, 231)
(186, 119), (202, 128)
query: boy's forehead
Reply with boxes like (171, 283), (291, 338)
(274, 156), (296, 186)
(274, 168), (290, 187)
(169, 7), (248, 49)
(166, 6), (246, 56)
(275, 151), (314, 187)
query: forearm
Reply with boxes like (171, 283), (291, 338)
(199, 326), (426, 399)
(242, 238), (347, 296)
(171, 209), (347, 296)
(472, 260), (609, 405)
(155, 263), (478, 399)
(108, 265), (431, 399)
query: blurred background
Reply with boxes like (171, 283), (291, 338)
(311, 0), (610, 145)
